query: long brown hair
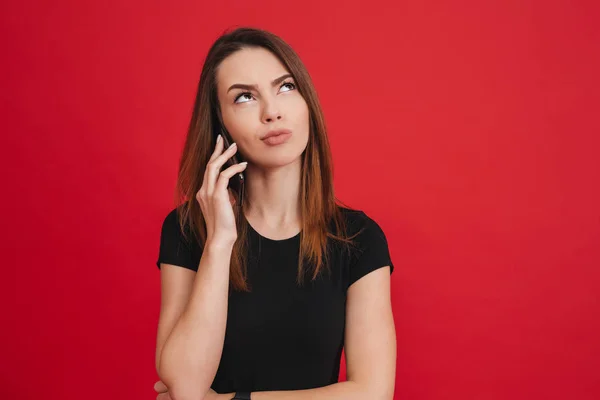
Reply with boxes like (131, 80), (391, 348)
(174, 26), (361, 292)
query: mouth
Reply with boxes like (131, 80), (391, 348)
(261, 128), (292, 140)
(262, 133), (292, 146)
(261, 129), (292, 146)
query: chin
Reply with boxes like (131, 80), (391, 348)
(256, 153), (303, 169)
(249, 143), (305, 168)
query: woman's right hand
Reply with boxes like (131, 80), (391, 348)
(196, 134), (248, 247)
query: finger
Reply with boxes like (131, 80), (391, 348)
(157, 392), (172, 400)
(215, 162), (248, 193)
(206, 142), (238, 195)
(208, 134), (224, 163)
(201, 135), (225, 197)
(211, 142), (239, 171)
(154, 380), (168, 393)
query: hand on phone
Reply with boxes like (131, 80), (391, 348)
(218, 129), (245, 201)
(196, 134), (248, 246)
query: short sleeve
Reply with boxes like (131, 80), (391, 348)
(156, 207), (200, 272)
(348, 212), (394, 288)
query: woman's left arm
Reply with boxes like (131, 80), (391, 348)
(222, 266), (396, 400)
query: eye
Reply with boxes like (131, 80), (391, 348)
(280, 81), (296, 92)
(233, 92), (253, 104)
(233, 80), (297, 104)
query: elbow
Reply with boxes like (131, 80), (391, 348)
(157, 357), (214, 400)
(167, 385), (208, 400)
(157, 366), (210, 400)
(155, 375), (207, 400)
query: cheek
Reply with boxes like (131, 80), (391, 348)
(223, 108), (255, 139)
(291, 99), (310, 151)
(290, 96), (310, 129)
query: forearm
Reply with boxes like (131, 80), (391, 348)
(158, 241), (234, 399)
(249, 380), (390, 400)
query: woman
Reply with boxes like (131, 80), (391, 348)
(154, 27), (396, 400)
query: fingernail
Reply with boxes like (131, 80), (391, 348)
(229, 142), (237, 148)
(239, 162), (248, 166)
(216, 134), (222, 143)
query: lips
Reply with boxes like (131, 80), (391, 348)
(261, 128), (292, 141)
(263, 132), (291, 145)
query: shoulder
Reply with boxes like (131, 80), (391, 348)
(337, 205), (384, 236)
(159, 203), (194, 243)
(336, 205), (395, 287)
(161, 206), (179, 226)
(160, 204), (184, 231)
(157, 203), (202, 271)
(333, 204), (390, 255)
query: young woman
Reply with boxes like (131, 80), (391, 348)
(154, 27), (396, 400)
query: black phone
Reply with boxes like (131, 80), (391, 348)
(218, 125), (245, 206)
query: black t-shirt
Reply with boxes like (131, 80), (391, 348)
(156, 205), (394, 393)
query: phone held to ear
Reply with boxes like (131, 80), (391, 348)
(218, 126), (245, 206)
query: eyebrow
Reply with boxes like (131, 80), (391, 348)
(226, 73), (293, 93)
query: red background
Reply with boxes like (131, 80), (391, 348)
(1, 1), (599, 399)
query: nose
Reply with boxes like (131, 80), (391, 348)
(265, 114), (282, 122)
(261, 99), (283, 123)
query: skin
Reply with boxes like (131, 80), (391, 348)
(156, 46), (310, 400)
(216, 46), (310, 239)
(155, 47), (396, 400)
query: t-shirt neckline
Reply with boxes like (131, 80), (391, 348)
(244, 214), (302, 243)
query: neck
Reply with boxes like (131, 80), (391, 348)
(243, 158), (301, 230)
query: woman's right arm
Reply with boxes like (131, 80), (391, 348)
(157, 240), (234, 400)
(156, 134), (247, 400)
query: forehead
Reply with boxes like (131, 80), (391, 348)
(216, 47), (289, 91)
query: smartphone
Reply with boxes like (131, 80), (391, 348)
(217, 125), (245, 206)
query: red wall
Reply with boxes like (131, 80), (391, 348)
(2, 1), (598, 399)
